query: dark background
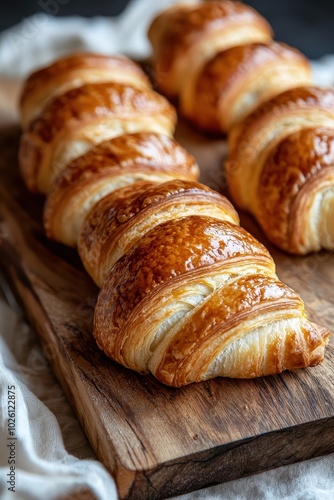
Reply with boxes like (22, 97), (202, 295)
(1, 0), (334, 59)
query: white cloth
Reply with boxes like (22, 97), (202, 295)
(0, 1), (334, 499)
(0, 0), (182, 79)
(0, 299), (117, 500)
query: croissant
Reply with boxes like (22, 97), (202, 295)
(20, 53), (151, 129)
(148, 0), (312, 134)
(44, 132), (199, 248)
(18, 53), (329, 386)
(226, 86), (334, 254)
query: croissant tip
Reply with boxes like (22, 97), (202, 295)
(310, 322), (330, 342)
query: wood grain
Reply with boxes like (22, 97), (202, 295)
(0, 117), (334, 499)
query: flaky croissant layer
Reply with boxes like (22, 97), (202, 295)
(19, 81), (176, 194)
(18, 51), (329, 386)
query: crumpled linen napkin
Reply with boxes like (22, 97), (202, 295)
(0, 0), (182, 79)
(0, 0), (334, 499)
(0, 298), (117, 500)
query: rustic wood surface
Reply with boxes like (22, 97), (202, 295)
(0, 83), (334, 500)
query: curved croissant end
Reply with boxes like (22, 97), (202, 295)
(226, 87), (334, 254)
(256, 127), (334, 254)
(148, 0), (315, 136)
(148, 0), (272, 100)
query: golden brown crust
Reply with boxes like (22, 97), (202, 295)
(24, 82), (176, 145)
(229, 86), (334, 154)
(44, 132), (199, 249)
(78, 179), (239, 286)
(20, 52), (150, 106)
(187, 41), (311, 133)
(96, 215), (274, 327)
(20, 53), (151, 128)
(257, 127), (334, 253)
(94, 216), (276, 369)
(226, 86), (334, 212)
(148, 0), (272, 97)
(19, 82), (177, 193)
(94, 214), (328, 385)
(17, 46), (331, 386)
(151, 275), (311, 385)
(147, 2), (195, 49)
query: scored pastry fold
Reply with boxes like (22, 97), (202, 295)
(44, 133), (199, 248)
(18, 52), (330, 386)
(226, 87), (334, 254)
(19, 81), (176, 194)
(20, 53), (151, 129)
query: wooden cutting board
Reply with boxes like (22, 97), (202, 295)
(1, 86), (334, 500)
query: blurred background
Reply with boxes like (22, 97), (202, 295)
(0, 0), (333, 59)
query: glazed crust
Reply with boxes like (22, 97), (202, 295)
(148, 0), (272, 98)
(226, 87), (334, 209)
(78, 179), (239, 286)
(94, 215), (328, 386)
(44, 132), (199, 248)
(18, 49), (331, 386)
(151, 276), (325, 386)
(20, 53), (151, 128)
(185, 41), (312, 133)
(19, 82), (176, 193)
(257, 127), (334, 253)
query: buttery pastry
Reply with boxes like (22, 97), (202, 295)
(148, 0), (312, 134)
(18, 53), (329, 386)
(78, 179), (239, 287)
(226, 87), (334, 254)
(94, 215), (328, 386)
(149, 1), (333, 255)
